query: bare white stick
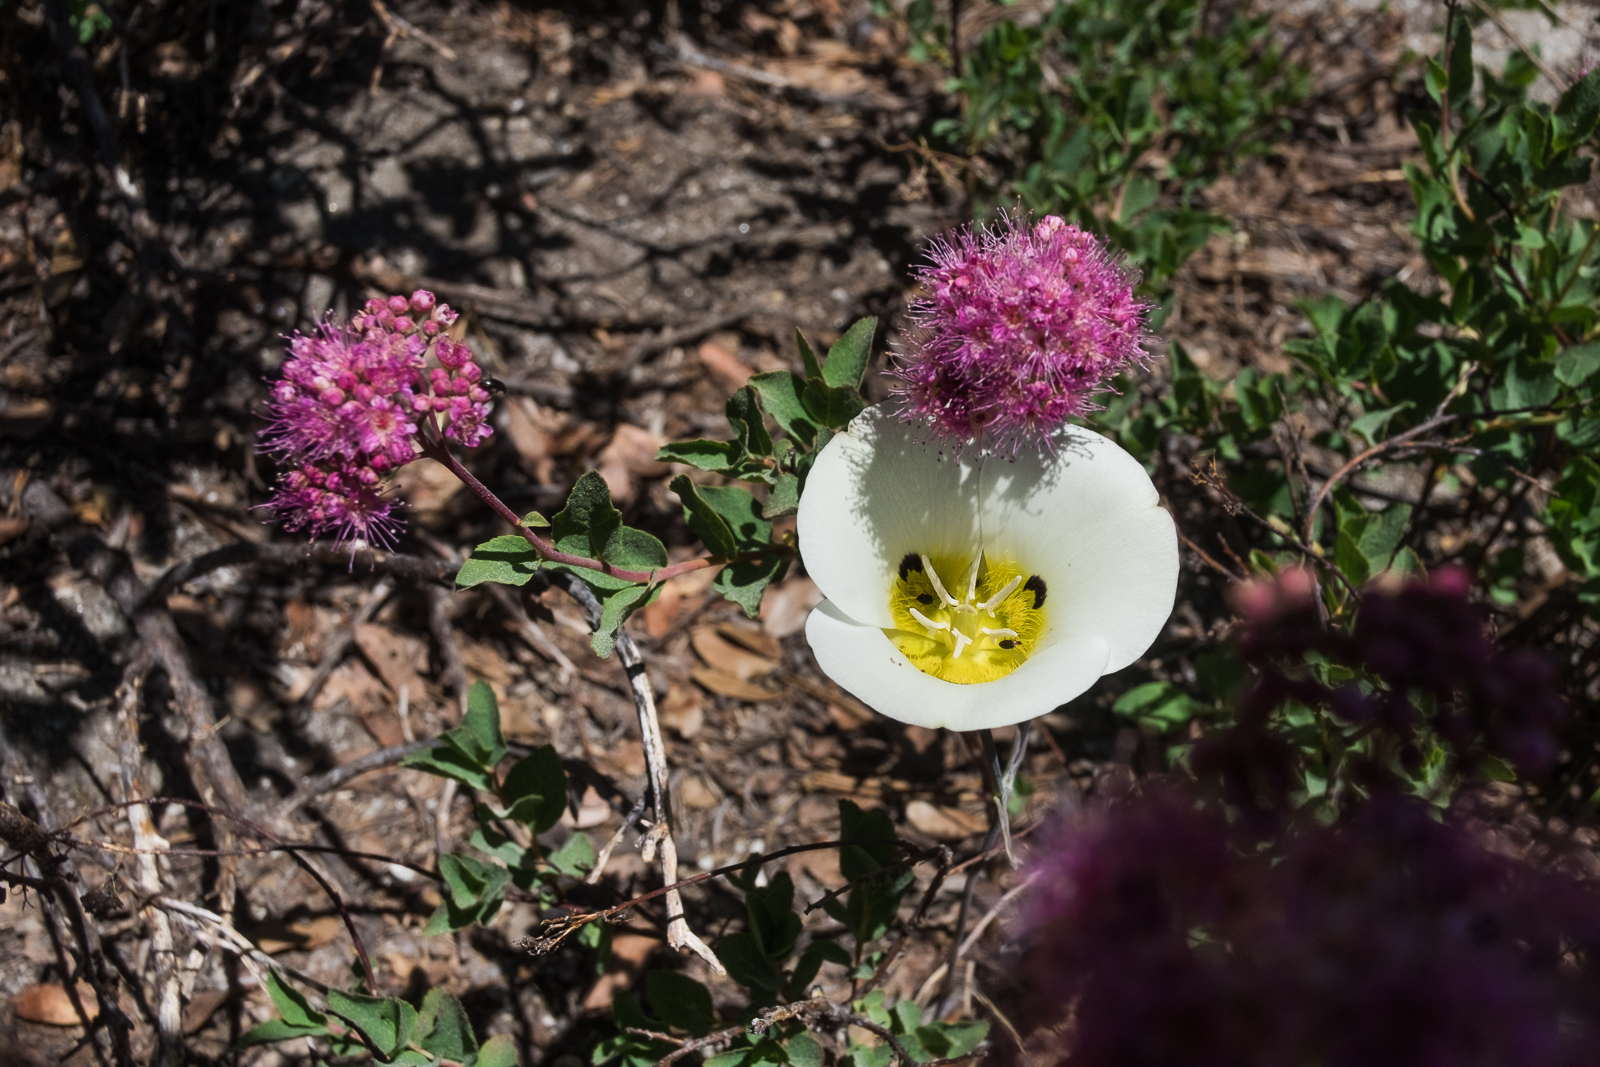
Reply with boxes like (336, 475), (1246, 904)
(117, 664), (184, 1067)
(616, 628), (724, 974)
(557, 572), (723, 973)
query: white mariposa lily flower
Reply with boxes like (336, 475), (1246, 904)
(797, 407), (1178, 730)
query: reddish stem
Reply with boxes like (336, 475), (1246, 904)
(417, 432), (723, 585)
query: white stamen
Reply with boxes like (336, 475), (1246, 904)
(950, 631), (972, 658)
(961, 557), (980, 603)
(976, 575), (1023, 613)
(980, 626), (1019, 639)
(909, 608), (948, 633)
(921, 553), (959, 607)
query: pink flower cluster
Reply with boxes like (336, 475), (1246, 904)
(260, 290), (494, 545)
(893, 212), (1150, 454)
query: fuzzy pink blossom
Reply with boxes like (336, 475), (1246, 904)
(893, 212), (1151, 454)
(258, 290), (494, 546)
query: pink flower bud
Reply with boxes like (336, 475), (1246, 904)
(410, 290), (436, 313)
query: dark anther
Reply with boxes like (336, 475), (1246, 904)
(998, 639), (1018, 650)
(916, 593), (934, 605)
(898, 553), (924, 580)
(1023, 575), (1047, 609)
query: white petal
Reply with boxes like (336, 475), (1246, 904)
(797, 409), (981, 628)
(805, 600), (1111, 730)
(976, 425), (1177, 672)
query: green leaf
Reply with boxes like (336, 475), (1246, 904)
(749, 371), (820, 448)
(238, 1017), (331, 1047)
(796, 328), (822, 380)
(498, 745), (568, 833)
(727, 387), (775, 459)
(1491, 354), (1560, 410)
(1336, 503), (1412, 585)
(457, 535), (542, 589)
(1480, 753), (1518, 783)
(920, 1020), (989, 1058)
(1347, 403), (1410, 447)
(763, 473), (800, 519)
(838, 800), (896, 879)
(1446, 13), (1472, 105)
(477, 1034), (520, 1067)
(555, 471), (621, 556)
(1556, 341), (1600, 387)
(264, 970), (329, 1030)
(439, 853), (511, 912)
(698, 485), (774, 549)
(547, 831), (595, 876)
(417, 987), (476, 1062)
(801, 379), (866, 430)
(786, 1032), (825, 1067)
(1112, 681), (1201, 732)
(645, 971), (716, 1036)
(522, 510), (550, 527)
(745, 871), (803, 961)
(589, 582), (656, 658)
(657, 439), (737, 473)
(822, 317), (878, 390)
(402, 681), (508, 789)
(713, 552), (789, 618)
(402, 743), (494, 792)
(807, 938), (852, 966)
(1555, 65), (1600, 149)
(606, 526), (670, 573)
(326, 990), (417, 1059)
(460, 680), (508, 768)
(719, 931), (782, 992)
(552, 471), (665, 570)
(852, 1045), (893, 1067)
(1424, 56), (1447, 105)
(671, 475), (738, 559)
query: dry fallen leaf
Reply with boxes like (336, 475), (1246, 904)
(459, 641), (513, 687)
(698, 341), (752, 391)
(680, 775), (719, 809)
(504, 396), (563, 485)
(571, 785), (612, 829)
(315, 658), (387, 714)
(353, 623), (429, 700)
(641, 566), (719, 637)
(597, 423), (668, 504)
(692, 666), (782, 702)
(14, 982), (97, 1025)
(827, 700), (876, 731)
(715, 619), (782, 660)
(659, 685), (705, 740)
(691, 625), (779, 681)
(182, 989), (231, 1035)
(390, 457), (462, 515)
(904, 800), (988, 841)
(249, 914), (342, 954)
(760, 576), (823, 638)
(581, 932), (660, 1010)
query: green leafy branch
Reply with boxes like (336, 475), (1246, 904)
(241, 972), (517, 1067)
(399, 681), (595, 933)
(450, 317), (877, 656)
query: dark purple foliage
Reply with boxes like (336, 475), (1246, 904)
(1013, 791), (1600, 1067)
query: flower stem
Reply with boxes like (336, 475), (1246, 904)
(417, 432), (770, 585)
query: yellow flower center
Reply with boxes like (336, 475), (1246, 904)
(885, 552), (1047, 684)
